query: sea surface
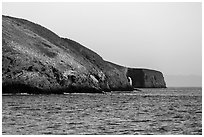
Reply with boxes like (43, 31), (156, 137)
(2, 87), (202, 135)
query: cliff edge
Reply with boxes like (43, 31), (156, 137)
(2, 15), (132, 94)
(2, 15), (166, 94)
(126, 68), (166, 88)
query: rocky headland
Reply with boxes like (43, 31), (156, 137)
(2, 15), (166, 94)
(127, 68), (166, 88)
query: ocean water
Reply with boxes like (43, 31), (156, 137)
(2, 87), (202, 135)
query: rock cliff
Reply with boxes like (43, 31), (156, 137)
(126, 68), (166, 88)
(2, 15), (132, 94)
(2, 15), (166, 94)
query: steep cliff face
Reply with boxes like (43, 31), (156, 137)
(61, 38), (132, 91)
(2, 15), (132, 94)
(126, 68), (166, 88)
(2, 15), (166, 94)
(105, 61), (133, 91)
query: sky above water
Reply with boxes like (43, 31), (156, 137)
(2, 2), (202, 87)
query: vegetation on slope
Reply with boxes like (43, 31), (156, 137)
(2, 15), (132, 94)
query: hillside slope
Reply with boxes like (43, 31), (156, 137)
(2, 15), (132, 94)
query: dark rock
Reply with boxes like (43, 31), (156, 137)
(105, 61), (133, 91)
(126, 68), (166, 88)
(2, 15), (166, 94)
(2, 15), (133, 94)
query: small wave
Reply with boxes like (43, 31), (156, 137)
(3, 93), (34, 96)
(2, 93), (14, 96)
(63, 92), (104, 96)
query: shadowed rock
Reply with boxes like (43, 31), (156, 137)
(2, 15), (166, 94)
(126, 68), (166, 88)
(2, 15), (133, 94)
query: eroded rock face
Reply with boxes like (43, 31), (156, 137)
(2, 15), (166, 94)
(2, 15), (132, 94)
(126, 68), (166, 88)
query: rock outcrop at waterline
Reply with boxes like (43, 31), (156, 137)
(126, 68), (166, 88)
(2, 15), (166, 94)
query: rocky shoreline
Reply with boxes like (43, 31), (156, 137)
(2, 15), (166, 94)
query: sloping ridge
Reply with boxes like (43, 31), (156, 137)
(2, 15), (166, 94)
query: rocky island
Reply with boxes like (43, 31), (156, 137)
(2, 15), (166, 94)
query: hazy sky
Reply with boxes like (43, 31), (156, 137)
(2, 2), (202, 86)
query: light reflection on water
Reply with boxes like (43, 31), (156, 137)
(2, 87), (202, 135)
